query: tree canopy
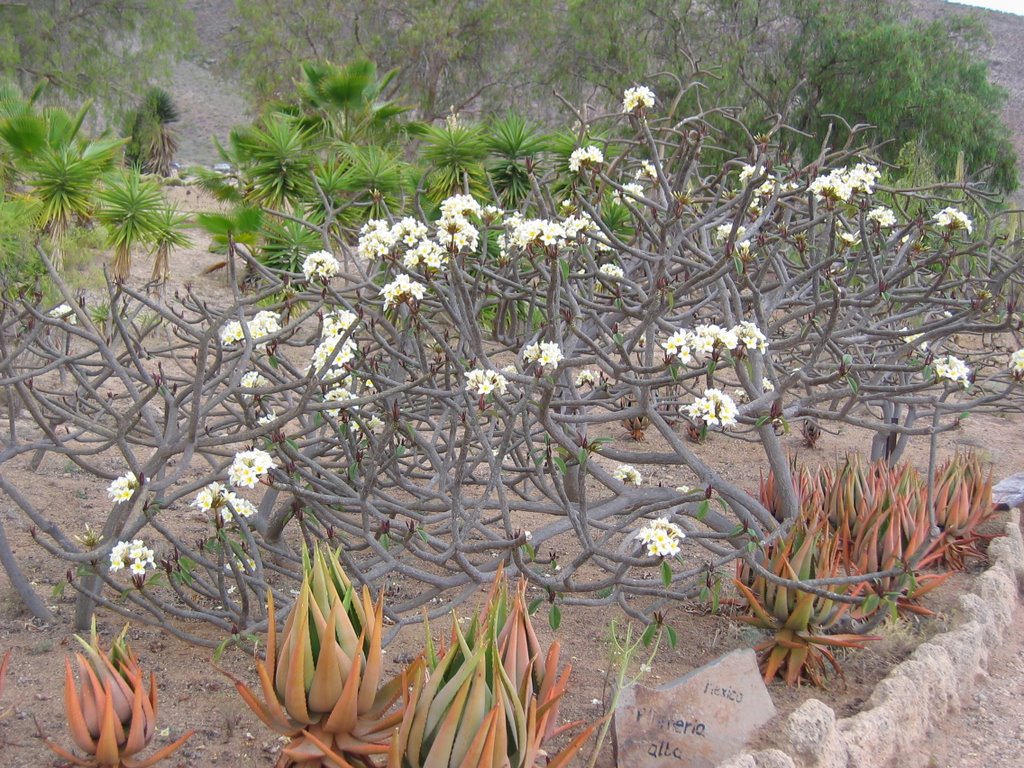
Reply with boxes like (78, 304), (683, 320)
(0, 1), (194, 115)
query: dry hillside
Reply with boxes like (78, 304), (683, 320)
(168, 0), (1024, 193)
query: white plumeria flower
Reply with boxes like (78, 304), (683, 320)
(934, 355), (971, 387)
(575, 369), (598, 387)
(636, 517), (686, 558)
(933, 207), (973, 235)
(240, 370), (269, 389)
(662, 329), (694, 364)
(622, 85), (655, 113)
(48, 303), (77, 324)
(1010, 349), (1024, 378)
(733, 320), (768, 353)
(440, 194), (483, 220)
(613, 464), (642, 486)
(322, 309), (358, 337)
(301, 249), (340, 281)
(228, 449), (276, 489)
(612, 182), (644, 205)
(193, 481), (258, 522)
(220, 320), (245, 345)
(107, 472), (139, 502)
(761, 377), (775, 392)
(867, 206), (897, 228)
(523, 341), (563, 371)
(685, 388), (739, 427)
(380, 273), (426, 311)
(465, 369), (509, 397)
(715, 223), (746, 243)
(599, 263), (625, 281)
(357, 219), (398, 260)
(310, 335), (358, 375)
(249, 310), (281, 339)
(568, 145), (604, 173)
(636, 160), (658, 182)
(109, 538), (155, 576)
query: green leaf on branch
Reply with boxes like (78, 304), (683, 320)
(549, 602), (561, 631)
(660, 559), (673, 587)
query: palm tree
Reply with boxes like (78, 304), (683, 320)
(290, 59), (412, 145)
(416, 120), (489, 205)
(485, 112), (551, 209)
(124, 88), (180, 177)
(149, 204), (191, 283)
(96, 169), (164, 281)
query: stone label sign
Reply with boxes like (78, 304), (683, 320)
(613, 648), (776, 767)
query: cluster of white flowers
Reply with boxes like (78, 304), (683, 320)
(523, 341), (563, 371)
(357, 220), (399, 260)
(220, 311), (281, 347)
(301, 250), (340, 281)
(663, 321), (767, 362)
(322, 309), (358, 338)
(310, 334), (358, 377)
(738, 164), (758, 185)
(734, 320), (768, 352)
(762, 377), (775, 392)
(714, 223), (746, 243)
(193, 481), (258, 522)
(1010, 349), (1024, 378)
(685, 388), (739, 427)
(613, 464), (643, 486)
(599, 263), (625, 280)
(436, 211), (479, 253)
(109, 538), (155, 576)
(575, 369), (598, 387)
(393, 216), (430, 246)
(228, 449), (276, 489)
(403, 239), (446, 270)
(107, 472), (139, 502)
(808, 163), (880, 203)
(465, 368), (509, 397)
(901, 329), (928, 351)
(323, 384), (359, 416)
(622, 85), (656, 113)
(440, 195), (483, 220)
(932, 207), (973, 235)
(934, 355), (971, 387)
(636, 160), (658, 182)
(48, 303), (77, 324)
(662, 329), (694, 364)
(240, 370), (269, 389)
(568, 145), (604, 173)
(381, 273), (426, 310)
(636, 517), (685, 558)
(867, 206), (897, 228)
(612, 182), (644, 205)
(250, 310), (281, 338)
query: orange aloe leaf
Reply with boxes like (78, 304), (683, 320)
(63, 658), (96, 754)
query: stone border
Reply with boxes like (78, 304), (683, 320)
(718, 510), (1024, 768)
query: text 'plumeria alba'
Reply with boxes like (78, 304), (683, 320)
(228, 449), (276, 489)
(622, 85), (656, 113)
(522, 340), (563, 371)
(685, 388), (740, 427)
(464, 369), (509, 397)
(107, 472), (139, 503)
(636, 517), (686, 558)
(934, 354), (971, 387)
(301, 249), (340, 281)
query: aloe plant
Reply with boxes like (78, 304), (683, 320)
(735, 509), (878, 686)
(47, 622), (192, 768)
(222, 545), (409, 767)
(389, 572), (596, 767)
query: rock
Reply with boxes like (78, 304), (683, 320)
(613, 648), (776, 768)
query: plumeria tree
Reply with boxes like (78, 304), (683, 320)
(1, 83), (1022, 643)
